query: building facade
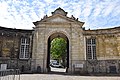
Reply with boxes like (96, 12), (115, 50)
(0, 8), (120, 74)
(0, 27), (33, 73)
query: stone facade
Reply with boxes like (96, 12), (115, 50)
(84, 28), (120, 74)
(0, 27), (33, 73)
(0, 8), (120, 74)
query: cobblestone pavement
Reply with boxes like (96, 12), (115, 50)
(20, 74), (120, 80)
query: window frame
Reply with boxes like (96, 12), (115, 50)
(86, 38), (96, 60)
(19, 37), (30, 59)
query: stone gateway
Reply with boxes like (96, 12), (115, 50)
(0, 8), (120, 74)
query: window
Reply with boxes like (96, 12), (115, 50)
(19, 38), (30, 59)
(86, 38), (96, 59)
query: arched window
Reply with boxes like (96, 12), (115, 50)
(19, 37), (30, 59)
(86, 38), (96, 60)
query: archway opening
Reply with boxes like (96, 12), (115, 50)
(47, 33), (69, 73)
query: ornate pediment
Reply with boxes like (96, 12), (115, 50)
(33, 7), (84, 26)
(42, 15), (71, 23)
(47, 17), (68, 22)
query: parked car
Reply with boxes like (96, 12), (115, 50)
(50, 60), (63, 68)
(50, 60), (58, 64)
(50, 62), (63, 68)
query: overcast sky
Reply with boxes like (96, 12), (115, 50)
(0, 0), (120, 30)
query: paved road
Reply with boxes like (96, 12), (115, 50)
(19, 74), (120, 80)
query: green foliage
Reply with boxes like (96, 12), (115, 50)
(50, 38), (67, 60)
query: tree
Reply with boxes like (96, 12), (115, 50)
(50, 38), (67, 61)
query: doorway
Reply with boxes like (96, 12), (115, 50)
(47, 33), (69, 73)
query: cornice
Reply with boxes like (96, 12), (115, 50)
(83, 26), (120, 35)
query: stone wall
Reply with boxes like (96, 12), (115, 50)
(84, 27), (120, 60)
(84, 27), (120, 74)
(0, 27), (33, 73)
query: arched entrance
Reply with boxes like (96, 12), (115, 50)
(47, 32), (69, 73)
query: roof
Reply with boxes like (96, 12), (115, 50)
(0, 26), (34, 33)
